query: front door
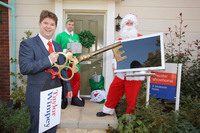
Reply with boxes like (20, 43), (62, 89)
(68, 14), (104, 96)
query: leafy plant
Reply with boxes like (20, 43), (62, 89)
(115, 97), (127, 118)
(112, 87), (200, 133)
(117, 114), (148, 133)
(177, 119), (200, 133)
(164, 13), (200, 98)
(179, 96), (200, 129)
(10, 70), (27, 108)
(135, 97), (179, 133)
(0, 30), (33, 133)
(0, 102), (30, 133)
(106, 124), (119, 133)
(0, 102), (12, 132)
(10, 30), (32, 108)
(21, 30), (32, 40)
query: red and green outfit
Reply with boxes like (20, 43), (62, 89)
(55, 30), (81, 98)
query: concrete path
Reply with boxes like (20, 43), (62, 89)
(57, 128), (106, 133)
(57, 99), (118, 133)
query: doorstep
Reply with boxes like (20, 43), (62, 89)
(58, 99), (118, 129)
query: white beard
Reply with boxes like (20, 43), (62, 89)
(120, 25), (138, 40)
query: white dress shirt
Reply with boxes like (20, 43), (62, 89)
(38, 33), (54, 65)
(65, 29), (74, 37)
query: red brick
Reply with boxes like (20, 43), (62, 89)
(0, 88), (10, 92)
(0, 0), (10, 103)
(1, 86), (10, 89)
(0, 92), (10, 96)
(0, 95), (10, 98)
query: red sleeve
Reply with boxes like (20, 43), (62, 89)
(118, 38), (122, 40)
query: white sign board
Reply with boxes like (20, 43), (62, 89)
(150, 63), (178, 100)
(146, 63), (182, 111)
(39, 86), (62, 133)
(115, 32), (165, 72)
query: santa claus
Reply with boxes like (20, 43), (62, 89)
(96, 13), (145, 117)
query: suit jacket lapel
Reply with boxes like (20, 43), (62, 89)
(52, 41), (61, 65)
(35, 35), (50, 57)
(52, 41), (59, 52)
(35, 35), (61, 65)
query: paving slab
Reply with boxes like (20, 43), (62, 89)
(57, 128), (106, 133)
(58, 99), (118, 130)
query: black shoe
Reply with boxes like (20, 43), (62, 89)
(96, 112), (110, 117)
(61, 99), (68, 109)
(71, 97), (85, 107)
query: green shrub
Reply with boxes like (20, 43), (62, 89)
(10, 30), (32, 108)
(135, 98), (178, 133)
(179, 96), (200, 129)
(10, 71), (26, 109)
(111, 88), (200, 132)
(164, 13), (200, 98)
(115, 97), (127, 118)
(4, 106), (30, 133)
(0, 102), (12, 132)
(0, 30), (32, 132)
(177, 119), (200, 133)
(117, 114), (148, 133)
(0, 102), (30, 133)
(181, 61), (200, 98)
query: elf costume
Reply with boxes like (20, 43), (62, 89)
(55, 17), (84, 107)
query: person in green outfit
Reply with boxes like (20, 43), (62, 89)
(55, 17), (85, 107)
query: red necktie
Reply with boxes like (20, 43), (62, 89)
(45, 41), (60, 79)
(47, 41), (54, 53)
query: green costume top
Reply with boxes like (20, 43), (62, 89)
(55, 30), (81, 73)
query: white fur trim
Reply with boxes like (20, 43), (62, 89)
(116, 72), (125, 80)
(121, 13), (138, 29)
(103, 105), (115, 115)
(63, 49), (67, 53)
(77, 90), (82, 100)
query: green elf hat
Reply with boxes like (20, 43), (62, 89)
(66, 16), (72, 24)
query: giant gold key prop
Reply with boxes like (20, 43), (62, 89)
(52, 41), (126, 81)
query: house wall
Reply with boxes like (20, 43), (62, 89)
(4, 0), (199, 99)
(0, 0), (10, 102)
(14, 0), (55, 59)
(12, 0), (55, 94)
(115, 0), (200, 58)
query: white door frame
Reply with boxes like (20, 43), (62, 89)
(54, 0), (116, 93)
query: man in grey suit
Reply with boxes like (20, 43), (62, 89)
(19, 10), (72, 133)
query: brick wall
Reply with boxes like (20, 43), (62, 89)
(0, 0), (10, 102)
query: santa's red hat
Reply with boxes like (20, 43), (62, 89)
(120, 13), (138, 29)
